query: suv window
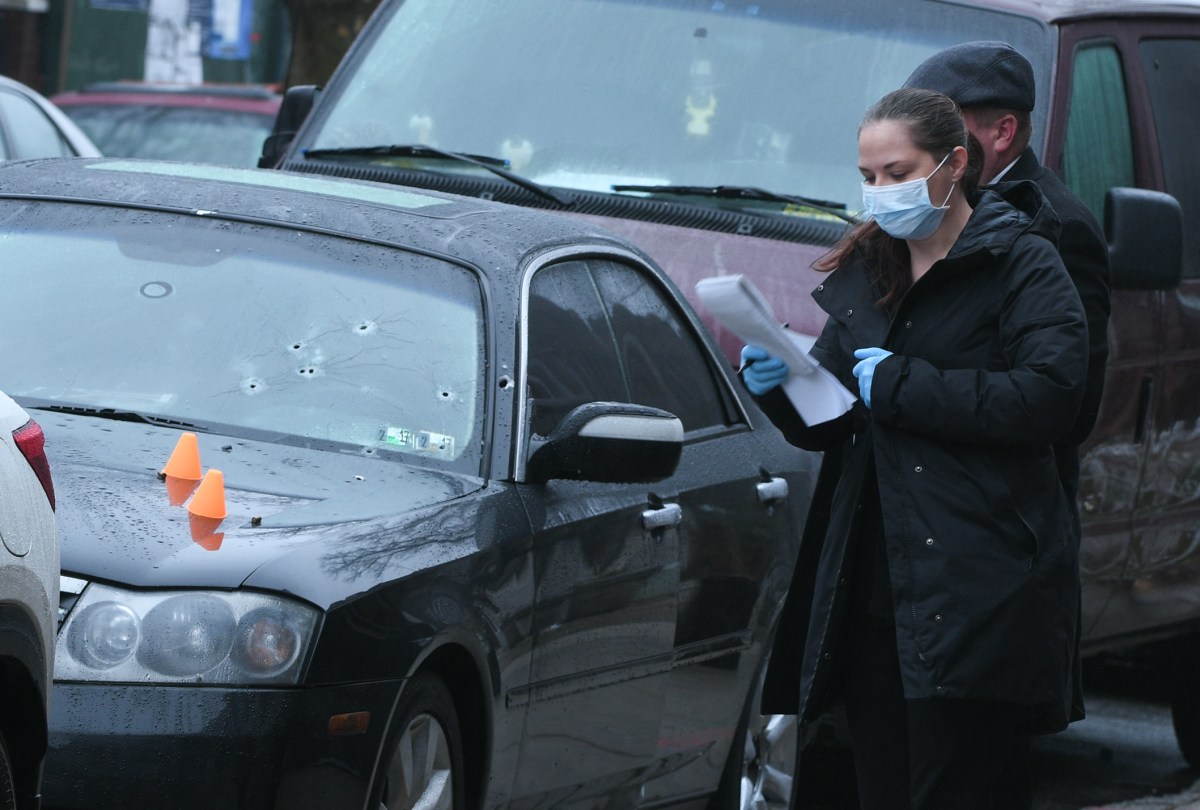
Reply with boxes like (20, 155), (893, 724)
(1140, 38), (1200, 279)
(526, 259), (729, 437)
(1062, 41), (1135, 222)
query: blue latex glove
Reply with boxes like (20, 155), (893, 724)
(740, 344), (789, 396)
(852, 347), (894, 408)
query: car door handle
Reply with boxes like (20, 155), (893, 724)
(641, 502), (682, 530)
(757, 477), (788, 504)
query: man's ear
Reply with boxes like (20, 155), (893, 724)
(994, 113), (1020, 154)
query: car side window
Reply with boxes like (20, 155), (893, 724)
(588, 260), (730, 432)
(0, 90), (73, 160)
(525, 258), (733, 439)
(1140, 38), (1200, 279)
(526, 261), (630, 438)
(1062, 42), (1135, 222)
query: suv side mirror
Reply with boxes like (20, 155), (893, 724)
(258, 85), (322, 169)
(1106, 187), (1183, 290)
(526, 402), (683, 484)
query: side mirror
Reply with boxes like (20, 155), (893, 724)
(1106, 187), (1183, 290)
(258, 85), (322, 169)
(526, 402), (683, 484)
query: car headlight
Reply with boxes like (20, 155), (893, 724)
(56, 584), (319, 685)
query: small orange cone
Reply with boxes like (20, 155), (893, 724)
(162, 432), (202, 481)
(189, 514), (225, 551)
(187, 469), (228, 520)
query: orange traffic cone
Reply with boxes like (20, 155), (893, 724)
(162, 432), (202, 481)
(187, 469), (228, 520)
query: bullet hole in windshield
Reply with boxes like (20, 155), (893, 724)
(355, 320), (378, 335)
(241, 377), (266, 395)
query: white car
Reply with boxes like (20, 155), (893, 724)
(0, 74), (100, 160)
(0, 390), (58, 808)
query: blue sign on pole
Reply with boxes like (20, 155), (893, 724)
(206, 0), (254, 60)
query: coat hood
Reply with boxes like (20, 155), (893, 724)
(951, 178), (1062, 261)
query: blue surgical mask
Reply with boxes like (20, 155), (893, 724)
(861, 153), (954, 240)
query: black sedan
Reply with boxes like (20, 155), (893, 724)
(0, 158), (816, 810)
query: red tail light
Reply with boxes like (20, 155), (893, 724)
(13, 419), (55, 511)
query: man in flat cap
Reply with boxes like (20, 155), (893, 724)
(905, 41), (1109, 502)
(905, 40), (1111, 808)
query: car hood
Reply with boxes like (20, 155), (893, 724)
(43, 413), (483, 590)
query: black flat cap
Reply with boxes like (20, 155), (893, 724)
(903, 41), (1035, 111)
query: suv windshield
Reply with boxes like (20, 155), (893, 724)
(306, 0), (1052, 215)
(0, 203), (485, 473)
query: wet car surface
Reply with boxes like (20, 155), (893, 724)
(0, 158), (817, 809)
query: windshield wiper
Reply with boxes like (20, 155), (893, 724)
(610, 183), (859, 224)
(302, 144), (576, 208)
(27, 402), (203, 431)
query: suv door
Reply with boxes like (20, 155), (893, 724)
(1048, 31), (1148, 643)
(1115, 26), (1200, 637)
(1051, 21), (1200, 645)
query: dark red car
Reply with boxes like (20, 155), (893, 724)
(52, 82), (280, 167)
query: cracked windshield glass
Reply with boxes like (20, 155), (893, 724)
(310, 0), (1050, 218)
(0, 206), (484, 473)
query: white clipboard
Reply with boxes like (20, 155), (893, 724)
(696, 274), (857, 425)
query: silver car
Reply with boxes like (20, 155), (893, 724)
(0, 74), (100, 160)
(0, 390), (59, 808)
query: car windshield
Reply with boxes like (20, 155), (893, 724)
(307, 0), (1052, 215)
(64, 105), (275, 166)
(0, 202), (485, 473)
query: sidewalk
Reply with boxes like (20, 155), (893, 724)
(1084, 780), (1200, 809)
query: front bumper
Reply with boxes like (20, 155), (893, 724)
(43, 679), (402, 810)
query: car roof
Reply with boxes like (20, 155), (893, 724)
(52, 83), (281, 114)
(949, 0), (1200, 22)
(0, 158), (640, 277)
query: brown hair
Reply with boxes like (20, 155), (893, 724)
(813, 88), (981, 310)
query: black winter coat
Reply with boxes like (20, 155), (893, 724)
(1005, 147), (1111, 502)
(758, 181), (1089, 735)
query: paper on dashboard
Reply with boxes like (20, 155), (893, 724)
(696, 274), (857, 425)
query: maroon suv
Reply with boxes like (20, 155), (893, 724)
(275, 0), (1200, 785)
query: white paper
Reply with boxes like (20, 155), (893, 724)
(696, 274), (857, 425)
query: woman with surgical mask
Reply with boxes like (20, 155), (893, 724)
(742, 88), (1088, 809)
